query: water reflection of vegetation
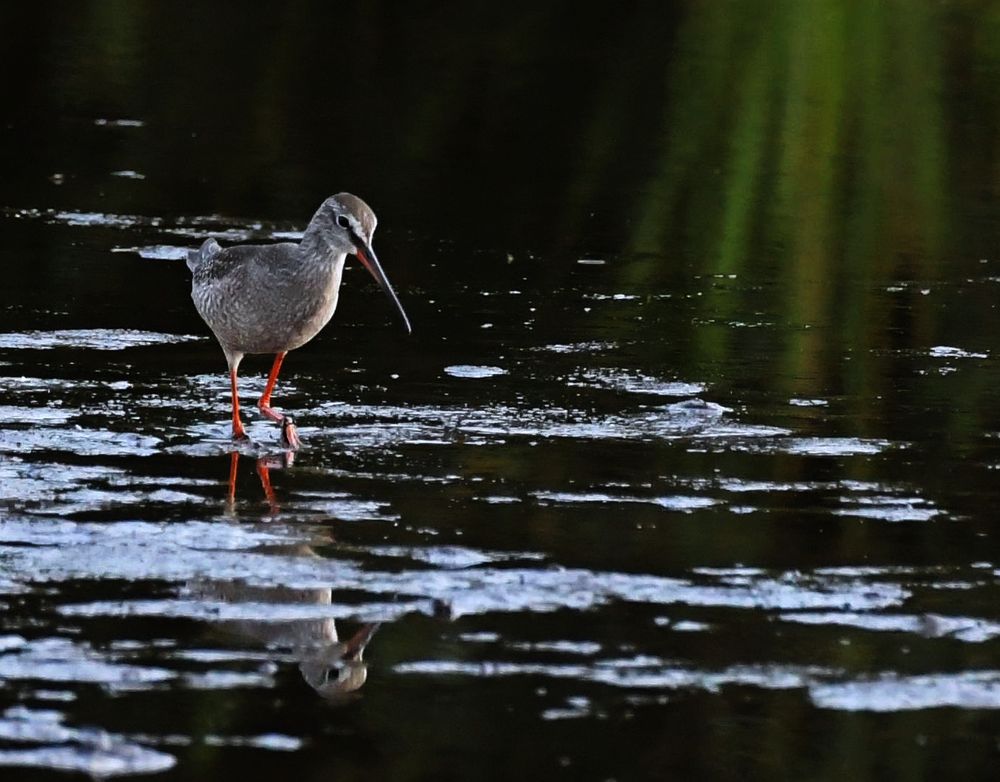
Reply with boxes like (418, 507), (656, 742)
(626, 1), (956, 398)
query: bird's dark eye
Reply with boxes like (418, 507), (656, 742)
(336, 215), (350, 229)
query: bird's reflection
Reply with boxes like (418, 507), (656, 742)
(192, 575), (380, 701)
(207, 452), (380, 701)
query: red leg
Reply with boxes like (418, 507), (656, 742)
(258, 352), (287, 423)
(230, 368), (248, 440)
(258, 352), (301, 450)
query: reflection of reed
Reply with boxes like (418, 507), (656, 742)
(621, 0), (952, 403)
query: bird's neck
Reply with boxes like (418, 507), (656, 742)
(299, 226), (348, 270)
(296, 232), (348, 300)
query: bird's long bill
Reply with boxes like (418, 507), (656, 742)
(355, 243), (412, 334)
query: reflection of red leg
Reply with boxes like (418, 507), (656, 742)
(227, 450), (239, 505)
(258, 352), (301, 450)
(230, 368), (248, 440)
(256, 458), (277, 511)
(229, 452), (286, 511)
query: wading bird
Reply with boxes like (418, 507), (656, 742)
(188, 193), (410, 449)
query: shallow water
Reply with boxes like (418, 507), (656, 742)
(4, 3), (1000, 780)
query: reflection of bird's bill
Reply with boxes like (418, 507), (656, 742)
(342, 622), (380, 659)
(355, 244), (412, 334)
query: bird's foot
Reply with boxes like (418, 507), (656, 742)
(280, 415), (302, 451)
(258, 402), (283, 424)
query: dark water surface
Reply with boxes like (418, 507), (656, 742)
(3, 2), (1000, 779)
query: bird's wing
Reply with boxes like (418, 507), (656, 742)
(189, 241), (300, 286)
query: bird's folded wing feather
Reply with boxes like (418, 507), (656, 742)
(186, 238), (222, 274)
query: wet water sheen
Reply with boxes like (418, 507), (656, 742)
(4, 3), (1000, 780)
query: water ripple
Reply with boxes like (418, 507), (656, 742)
(0, 329), (202, 351)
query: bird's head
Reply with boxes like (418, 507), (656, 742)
(311, 193), (411, 334)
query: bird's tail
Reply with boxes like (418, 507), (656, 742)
(186, 238), (221, 272)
